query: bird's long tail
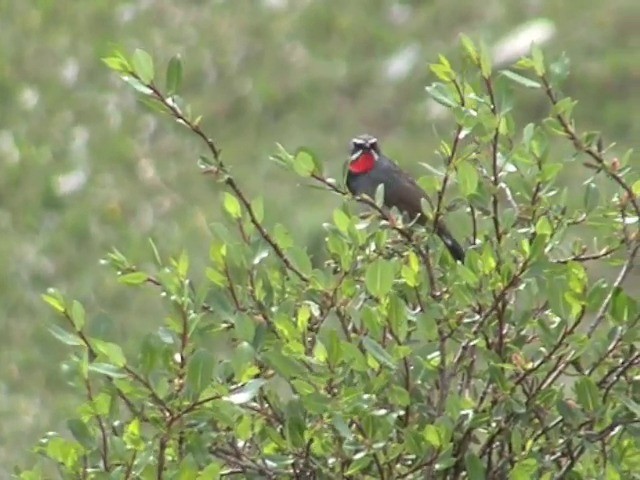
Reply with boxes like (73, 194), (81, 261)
(435, 222), (465, 262)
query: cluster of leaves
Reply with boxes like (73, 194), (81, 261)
(19, 39), (640, 479)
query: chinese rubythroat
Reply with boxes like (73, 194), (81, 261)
(346, 134), (465, 262)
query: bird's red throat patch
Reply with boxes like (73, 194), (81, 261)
(349, 151), (376, 174)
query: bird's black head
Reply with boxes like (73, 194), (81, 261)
(350, 134), (380, 161)
(348, 134), (380, 174)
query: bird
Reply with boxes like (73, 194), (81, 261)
(345, 134), (465, 262)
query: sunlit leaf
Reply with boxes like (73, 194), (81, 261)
(132, 48), (154, 83)
(118, 271), (148, 285)
(94, 340), (127, 367)
(293, 149), (315, 177)
(48, 325), (83, 346)
(364, 259), (397, 298)
(223, 192), (242, 219)
(500, 70), (541, 89)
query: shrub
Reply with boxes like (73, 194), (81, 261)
(19, 40), (640, 479)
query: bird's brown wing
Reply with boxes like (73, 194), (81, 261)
(381, 161), (465, 261)
(380, 161), (432, 222)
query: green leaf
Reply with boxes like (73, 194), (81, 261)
(552, 97), (577, 117)
(223, 192), (242, 219)
(132, 48), (154, 84)
(118, 271), (147, 285)
(430, 55), (455, 82)
(251, 196), (264, 223)
(479, 42), (492, 78)
(165, 54), (183, 93)
(388, 385), (410, 406)
(102, 52), (130, 73)
(423, 424), (441, 447)
(44, 437), (82, 467)
(88, 363), (127, 378)
(531, 45), (546, 76)
(425, 83), (458, 109)
(610, 287), (638, 324)
(121, 74), (153, 95)
(69, 300), (86, 330)
(293, 149), (315, 177)
(500, 70), (541, 89)
(510, 457), (538, 480)
(365, 259), (397, 297)
(549, 53), (571, 84)
(231, 341), (256, 383)
(273, 224), (293, 250)
(333, 209), (351, 233)
(271, 143), (295, 168)
(94, 340), (127, 367)
(361, 336), (396, 369)
(574, 376), (601, 411)
(465, 452), (487, 480)
(387, 295), (408, 341)
(344, 455), (372, 475)
(148, 237), (162, 265)
(619, 395), (640, 417)
(632, 180), (640, 197)
(42, 290), (65, 314)
(288, 246), (312, 277)
(460, 34), (478, 62)
(535, 217), (552, 236)
(123, 418), (143, 449)
(176, 250), (189, 278)
(457, 160), (478, 196)
(197, 463), (222, 480)
(186, 349), (215, 397)
(332, 415), (353, 439)
(234, 313), (257, 343)
(48, 325), (84, 346)
(583, 182), (600, 212)
(223, 378), (267, 404)
(263, 350), (306, 378)
(67, 419), (94, 449)
(285, 400), (306, 448)
(140, 335), (162, 375)
(324, 329), (343, 367)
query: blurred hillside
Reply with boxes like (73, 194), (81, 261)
(1, 0), (638, 470)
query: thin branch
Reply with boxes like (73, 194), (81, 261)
(139, 76), (309, 283)
(540, 75), (640, 220)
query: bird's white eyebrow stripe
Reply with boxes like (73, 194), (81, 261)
(351, 136), (378, 146)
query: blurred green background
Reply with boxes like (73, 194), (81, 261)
(1, 0), (638, 471)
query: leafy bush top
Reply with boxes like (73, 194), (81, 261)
(20, 40), (640, 479)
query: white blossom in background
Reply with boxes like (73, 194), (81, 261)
(388, 3), (412, 26)
(19, 87), (39, 111)
(262, 0), (288, 10)
(60, 57), (80, 87)
(384, 43), (421, 82)
(55, 169), (88, 196)
(0, 130), (20, 165)
(492, 18), (556, 67)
